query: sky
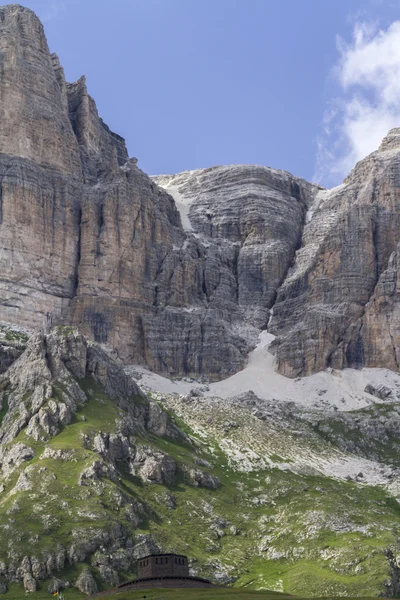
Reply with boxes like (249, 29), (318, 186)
(14, 0), (400, 187)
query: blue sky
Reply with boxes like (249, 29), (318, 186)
(15, 0), (400, 186)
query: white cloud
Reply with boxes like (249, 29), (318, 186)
(42, 0), (65, 23)
(315, 20), (400, 186)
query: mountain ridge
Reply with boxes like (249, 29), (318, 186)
(2, 3), (400, 382)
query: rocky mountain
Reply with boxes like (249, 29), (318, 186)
(0, 3), (318, 382)
(155, 134), (400, 380)
(2, 3), (400, 599)
(4, 4), (400, 383)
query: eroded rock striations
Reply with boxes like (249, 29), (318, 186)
(0, 4), (322, 380)
(269, 128), (400, 376)
(157, 135), (400, 378)
(1, 4), (400, 381)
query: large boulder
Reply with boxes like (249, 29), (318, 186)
(23, 574), (37, 593)
(75, 569), (98, 596)
(136, 447), (177, 485)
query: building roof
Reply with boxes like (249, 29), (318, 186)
(137, 553), (188, 561)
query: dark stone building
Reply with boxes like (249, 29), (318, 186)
(137, 553), (189, 579)
(117, 553), (215, 590)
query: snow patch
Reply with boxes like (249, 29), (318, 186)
(130, 330), (400, 412)
(153, 176), (194, 231)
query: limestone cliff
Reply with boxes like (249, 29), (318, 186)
(155, 138), (400, 379)
(1, 4), (400, 381)
(0, 4), (322, 380)
(269, 128), (400, 376)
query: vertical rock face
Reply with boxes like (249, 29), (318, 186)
(0, 5), (82, 176)
(352, 241), (400, 372)
(0, 2), (326, 379)
(0, 5), (82, 330)
(269, 130), (400, 376)
(154, 166), (320, 325)
(0, 157), (81, 329)
(0, 3), (321, 379)
(67, 75), (129, 182)
(2, 3), (400, 380)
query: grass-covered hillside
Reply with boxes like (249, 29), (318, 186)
(0, 328), (399, 598)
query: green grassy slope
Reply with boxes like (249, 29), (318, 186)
(1, 332), (400, 598)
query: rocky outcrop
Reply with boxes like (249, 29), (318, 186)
(135, 447), (177, 485)
(47, 578), (65, 594)
(0, 325), (184, 591)
(364, 383), (393, 400)
(0, 443), (35, 478)
(75, 570), (98, 596)
(268, 129), (400, 376)
(182, 465), (220, 489)
(0, 323), (400, 596)
(0, 327), (171, 449)
(23, 573), (37, 593)
(78, 460), (118, 486)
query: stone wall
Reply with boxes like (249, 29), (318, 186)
(120, 577), (215, 590)
(137, 554), (189, 578)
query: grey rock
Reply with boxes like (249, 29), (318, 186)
(136, 447), (176, 485)
(183, 466), (220, 489)
(195, 458), (213, 468)
(23, 574), (37, 593)
(3, 3), (400, 385)
(92, 433), (132, 463)
(47, 578), (64, 594)
(0, 4), (322, 380)
(365, 383), (393, 400)
(40, 448), (75, 461)
(10, 468), (34, 495)
(0, 443), (35, 478)
(269, 129), (400, 376)
(0, 328), (173, 448)
(132, 534), (160, 559)
(75, 569), (98, 596)
(78, 460), (118, 486)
